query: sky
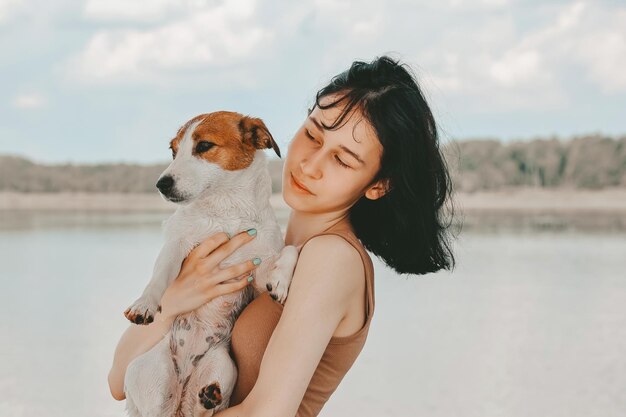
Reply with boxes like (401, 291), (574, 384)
(0, 0), (625, 164)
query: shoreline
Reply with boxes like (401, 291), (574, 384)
(1, 188), (625, 212)
(1, 189), (625, 232)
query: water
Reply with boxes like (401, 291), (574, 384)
(0, 211), (624, 417)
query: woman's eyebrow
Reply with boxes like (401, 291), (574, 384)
(308, 116), (365, 165)
(308, 116), (325, 132)
(339, 145), (365, 165)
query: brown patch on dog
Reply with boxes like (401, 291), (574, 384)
(178, 317), (191, 331)
(192, 352), (206, 367)
(175, 374), (193, 417)
(238, 115), (281, 158)
(172, 357), (180, 377)
(170, 111), (281, 170)
(169, 334), (178, 355)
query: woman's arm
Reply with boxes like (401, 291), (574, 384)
(108, 312), (175, 400)
(216, 234), (364, 417)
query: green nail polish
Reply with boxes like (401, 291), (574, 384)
(252, 257), (262, 265)
(247, 276), (254, 282)
(247, 228), (257, 236)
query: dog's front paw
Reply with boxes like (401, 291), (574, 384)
(266, 279), (289, 305)
(124, 296), (160, 325)
(266, 245), (299, 305)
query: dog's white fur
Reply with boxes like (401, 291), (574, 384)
(123, 117), (298, 417)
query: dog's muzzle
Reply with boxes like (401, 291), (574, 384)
(156, 175), (185, 202)
(156, 175), (174, 193)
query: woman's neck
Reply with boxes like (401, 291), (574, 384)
(284, 209), (352, 249)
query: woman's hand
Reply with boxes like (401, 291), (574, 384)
(158, 229), (261, 322)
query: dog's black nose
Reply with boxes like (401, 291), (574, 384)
(156, 176), (174, 193)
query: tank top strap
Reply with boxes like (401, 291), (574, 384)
(294, 221), (362, 254)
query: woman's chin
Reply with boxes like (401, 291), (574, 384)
(282, 188), (298, 209)
(280, 188), (291, 208)
(282, 187), (314, 212)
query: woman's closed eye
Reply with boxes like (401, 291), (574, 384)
(304, 129), (351, 169)
(304, 128), (317, 143)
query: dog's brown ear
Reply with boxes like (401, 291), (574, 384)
(238, 116), (281, 158)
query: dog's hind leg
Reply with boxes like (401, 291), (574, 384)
(124, 394), (143, 417)
(124, 335), (179, 417)
(190, 344), (238, 417)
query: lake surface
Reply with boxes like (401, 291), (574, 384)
(0, 211), (624, 417)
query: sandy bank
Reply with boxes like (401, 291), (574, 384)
(1, 188), (626, 212)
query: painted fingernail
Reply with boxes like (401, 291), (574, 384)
(247, 228), (257, 236)
(252, 257), (262, 265)
(247, 275), (254, 282)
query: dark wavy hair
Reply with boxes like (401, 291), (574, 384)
(308, 55), (458, 276)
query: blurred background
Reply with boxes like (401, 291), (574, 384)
(1, 0), (625, 416)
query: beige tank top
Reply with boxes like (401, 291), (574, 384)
(229, 221), (376, 416)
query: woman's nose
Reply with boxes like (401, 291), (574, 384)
(300, 153), (322, 179)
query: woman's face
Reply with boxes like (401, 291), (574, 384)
(282, 94), (389, 214)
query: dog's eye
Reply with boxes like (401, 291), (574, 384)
(196, 141), (215, 153)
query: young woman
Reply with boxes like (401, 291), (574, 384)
(108, 55), (456, 417)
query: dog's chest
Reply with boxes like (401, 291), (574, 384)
(163, 210), (249, 245)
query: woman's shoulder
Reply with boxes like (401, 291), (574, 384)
(297, 232), (372, 341)
(297, 234), (366, 291)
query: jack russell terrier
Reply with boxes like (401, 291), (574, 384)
(122, 111), (299, 417)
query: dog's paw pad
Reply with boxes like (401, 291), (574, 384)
(124, 310), (155, 325)
(199, 382), (222, 410)
(124, 298), (158, 325)
(269, 280), (289, 305)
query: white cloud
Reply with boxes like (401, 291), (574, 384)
(0, 0), (22, 22)
(83, 0), (214, 22)
(12, 93), (46, 109)
(419, 13), (564, 110)
(489, 49), (542, 86)
(351, 16), (383, 37)
(420, 1), (626, 112)
(508, 1), (626, 94)
(447, 0), (510, 9)
(70, 0), (272, 83)
(67, 0), (626, 103)
(574, 9), (626, 93)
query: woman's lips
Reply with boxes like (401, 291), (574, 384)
(290, 173), (314, 195)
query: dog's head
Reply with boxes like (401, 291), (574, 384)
(156, 111), (281, 203)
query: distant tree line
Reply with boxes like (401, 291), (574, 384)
(0, 154), (284, 193)
(0, 134), (624, 193)
(442, 134), (626, 192)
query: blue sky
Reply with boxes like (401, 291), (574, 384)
(1, 0), (625, 164)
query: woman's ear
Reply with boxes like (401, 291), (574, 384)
(364, 178), (391, 200)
